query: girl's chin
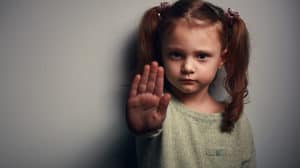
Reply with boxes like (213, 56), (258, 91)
(177, 86), (198, 94)
(170, 83), (201, 95)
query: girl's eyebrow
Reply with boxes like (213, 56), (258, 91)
(165, 47), (184, 52)
(165, 46), (213, 56)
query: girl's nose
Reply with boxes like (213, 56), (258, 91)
(181, 58), (195, 75)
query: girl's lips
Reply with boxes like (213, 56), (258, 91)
(179, 79), (196, 83)
(179, 79), (195, 81)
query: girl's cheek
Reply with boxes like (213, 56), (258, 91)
(167, 65), (180, 77)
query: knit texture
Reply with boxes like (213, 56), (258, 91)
(135, 96), (256, 168)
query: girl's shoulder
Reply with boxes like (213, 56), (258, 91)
(236, 111), (256, 163)
(236, 112), (255, 151)
(237, 112), (253, 131)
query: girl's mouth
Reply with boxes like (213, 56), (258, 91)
(179, 79), (195, 84)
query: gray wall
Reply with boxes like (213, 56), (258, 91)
(0, 0), (299, 167)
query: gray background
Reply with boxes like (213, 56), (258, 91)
(0, 0), (299, 167)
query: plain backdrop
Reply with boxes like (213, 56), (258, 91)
(0, 0), (299, 167)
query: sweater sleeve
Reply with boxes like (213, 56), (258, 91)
(241, 149), (256, 168)
(240, 149), (256, 168)
(135, 128), (162, 138)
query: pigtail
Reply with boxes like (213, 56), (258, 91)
(136, 6), (164, 74)
(221, 16), (250, 133)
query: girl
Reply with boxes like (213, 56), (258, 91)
(126, 0), (255, 167)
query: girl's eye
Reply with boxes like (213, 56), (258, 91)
(168, 52), (183, 59)
(197, 54), (208, 60)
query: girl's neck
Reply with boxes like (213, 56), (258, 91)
(171, 86), (225, 114)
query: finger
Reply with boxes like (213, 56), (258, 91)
(154, 66), (164, 96)
(157, 93), (171, 116)
(138, 64), (150, 94)
(129, 74), (141, 98)
(146, 61), (158, 93)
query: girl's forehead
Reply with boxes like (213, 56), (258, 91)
(164, 19), (221, 37)
(163, 19), (222, 45)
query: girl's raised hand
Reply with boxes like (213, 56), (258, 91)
(126, 61), (171, 135)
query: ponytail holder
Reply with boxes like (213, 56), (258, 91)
(224, 8), (239, 26)
(157, 2), (170, 19)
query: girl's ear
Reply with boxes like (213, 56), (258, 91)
(218, 48), (227, 68)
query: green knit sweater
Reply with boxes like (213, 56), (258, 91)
(135, 96), (256, 168)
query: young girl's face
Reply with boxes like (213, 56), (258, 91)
(161, 19), (225, 95)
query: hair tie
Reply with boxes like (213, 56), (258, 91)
(225, 8), (239, 26)
(157, 2), (170, 19)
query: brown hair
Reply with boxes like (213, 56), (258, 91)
(135, 0), (250, 133)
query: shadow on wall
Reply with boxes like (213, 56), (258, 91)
(115, 29), (140, 168)
(84, 30), (139, 168)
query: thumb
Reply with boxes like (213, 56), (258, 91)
(157, 93), (171, 116)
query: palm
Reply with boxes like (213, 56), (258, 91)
(127, 61), (171, 134)
(130, 94), (159, 114)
